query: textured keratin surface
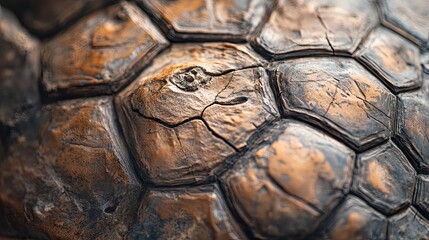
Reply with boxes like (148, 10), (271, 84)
(0, 0), (429, 239)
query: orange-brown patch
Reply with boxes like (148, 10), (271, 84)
(332, 212), (366, 240)
(367, 160), (391, 193)
(259, 135), (335, 204)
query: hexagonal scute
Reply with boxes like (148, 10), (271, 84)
(116, 43), (278, 186)
(273, 57), (396, 150)
(221, 120), (355, 239)
(352, 142), (416, 215)
(0, 7), (40, 129)
(1, 0), (115, 36)
(355, 27), (422, 93)
(414, 175), (429, 217)
(251, 0), (378, 59)
(0, 98), (141, 239)
(139, 0), (273, 41)
(380, 0), (429, 47)
(388, 207), (429, 240)
(314, 196), (387, 239)
(395, 89), (429, 173)
(128, 185), (245, 239)
(41, 2), (169, 98)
